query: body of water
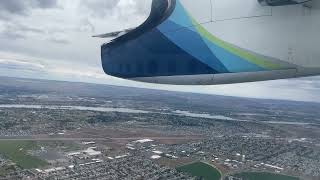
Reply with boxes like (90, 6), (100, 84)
(0, 104), (149, 114)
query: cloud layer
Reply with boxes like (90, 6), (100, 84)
(0, 0), (58, 19)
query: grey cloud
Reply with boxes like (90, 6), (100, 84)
(0, 0), (58, 19)
(0, 58), (51, 80)
(36, 0), (58, 9)
(0, 1), (27, 15)
(81, 0), (120, 17)
(134, 0), (152, 16)
(114, 0), (151, 21)
(79, 18), (95, 33)
(0, 58), (45, 72)
(1, 30), (26, 40)
(0, 20), (73, 44)
(47, 35), (70, 44)
(0, 22), (45, 40)
(5, 22), (45, 33)
(81, 0), (151, 20)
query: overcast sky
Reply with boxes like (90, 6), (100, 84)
(0, 0), (320, 102)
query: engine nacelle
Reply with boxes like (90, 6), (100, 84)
(100, 0), (320, 85)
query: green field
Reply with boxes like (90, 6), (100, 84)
(231, 172), (300, 180)
(0, 141), (48, 169)
(177, 161), (221, 180)
(38, 141), (81, 152)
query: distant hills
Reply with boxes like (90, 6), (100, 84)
(0, 76), (320, 119)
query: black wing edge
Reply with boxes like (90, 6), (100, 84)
(104, 0), (176, 46)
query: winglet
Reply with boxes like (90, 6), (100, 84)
(92, 28), (135, 38)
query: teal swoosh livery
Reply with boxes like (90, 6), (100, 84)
(158, 0), (291, 72)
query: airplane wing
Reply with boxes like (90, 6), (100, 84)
(98, 0), (320, 85)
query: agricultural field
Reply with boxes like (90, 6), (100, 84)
(230, 172), (300, 180)
(177, 161), (221, 180)
(0, 141), (48, 169)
